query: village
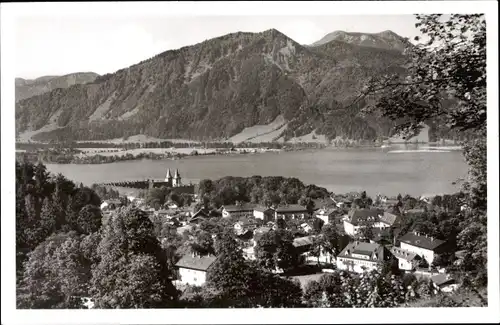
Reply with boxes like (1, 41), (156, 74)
(98, 168), (465, 298)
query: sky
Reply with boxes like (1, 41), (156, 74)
(15, 15), (421, 79)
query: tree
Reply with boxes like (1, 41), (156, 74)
(254, 229), (299, 272)
(318, 224), (340, 260)
(77, 204), (102, 234)
(362, 15), (486, 286)
(206, 231), (250, 305)
(89, 207), (178, 308)
(17, 232), (91, 309)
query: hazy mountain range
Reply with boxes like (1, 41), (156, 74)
(15, 29), (436, 143)
(15, 73), (99, 102)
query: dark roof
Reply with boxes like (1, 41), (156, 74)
(274, 204), (309, 213)
(223, 204), (255, 212)
(348, 209), (383, 225)
(175, 254), (217, 271)
(253, 205), (273, 213)
(399, 232), (446, 251)
(431, 273), (456, 287)
(338, 241), (387, 262)
(237, 230), (254, 240)
(192, 209), (210, 218)
(391, 247), (419, 261)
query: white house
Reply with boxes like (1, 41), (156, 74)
(336, 241), (390, 273)
(390, 246), (421, 271)
(274, 205), (310, 221)
(222, 204), (255, 218)
(343, 209), (385, 237)
(315, 208), (336, 225)
(431, 273), (459, 293)
(398, 232), (448, 265)
(175, 253), (217, 286)
(253, 206), (274, 222)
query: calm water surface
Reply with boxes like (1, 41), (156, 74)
(45, 148), (468, 197)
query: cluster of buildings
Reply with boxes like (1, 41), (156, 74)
(174, 202), (457, 294)
(99, 172), (458, 294)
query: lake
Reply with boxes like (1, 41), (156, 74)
(45, 147), (469, 197)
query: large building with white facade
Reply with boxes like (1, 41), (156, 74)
(336, 241), (391, 273)
(398, 232), (447, 265)
(343, 208), (394, 237)
(390, 246), (422, 271)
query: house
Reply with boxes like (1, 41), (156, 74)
(242, 245), (256, 260)
(398, 232), (448, 265)
(300, 222), (314, 233)
(292, 235), (333, 265)
(315, 208), (337, 225)
(175, 252), (217, 286)
(188, 208), (210, 224)
(165, 201), (179, 209)
(234, 218), (257, 234)
(391, 246), (421, 271)
(222, 203), (255, 218)
(237, 229), (254, 241)
(176, 224), (193, 236)
(253, 206), (274, 222)
(430, 273), (459, 293)
(336, 241), (390, 273)
(252, 226), (272, 246)
(293, 235), (316, 254)
(378, 211), (400, 227)
(100, 199), (123, 211)
(343, 208), (385, 237)
(274, 204), (310, 221)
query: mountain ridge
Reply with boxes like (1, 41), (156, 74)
(15, 72), (100, 102)
(311, 29), (411, 52)
(16, 28), (430, 143)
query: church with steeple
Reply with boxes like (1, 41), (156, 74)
(165, 168), (182, 187)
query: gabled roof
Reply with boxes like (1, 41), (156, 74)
(293, 235), (316, 247)
(174, 169), (181, 178)
(379, 212), (400, 226)
(191, 208), (210, 219)
(316, 208), (336, 216)
(274, 204), (309, 213)
(338, 241), (387, 262)
(165, 169), (172, 179)
(391, 247), (419, 261)
(399, 232), (446, 251)
(175, 254), (217, 271)
(223, 203), (256, 212)
(431, 273), (456, 287)
(348, 209), (383, 225)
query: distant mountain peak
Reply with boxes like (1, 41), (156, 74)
(311, 29), (408, 52)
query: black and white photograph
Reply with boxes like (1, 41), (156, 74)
(1, 1), (499, 324)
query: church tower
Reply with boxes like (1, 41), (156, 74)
(165, 168), (173, 186)
(173, 169), (182, 187)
